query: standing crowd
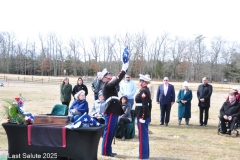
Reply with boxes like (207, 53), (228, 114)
(60, 72), (240, 159)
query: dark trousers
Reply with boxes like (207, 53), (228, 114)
(220, 116), (239, 132)
(149, 100), (152, 122)
(62, 102), (70, 107)
(199, 107), (209, 125)
(160, 104), (172, 124)
(117, 117), (130, 137)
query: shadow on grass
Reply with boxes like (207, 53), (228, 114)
(101, 154), (184, 160)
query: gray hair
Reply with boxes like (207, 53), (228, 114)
(74, 90), (86, 100)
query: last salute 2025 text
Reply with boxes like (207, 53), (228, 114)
(8, 153), (57, 159)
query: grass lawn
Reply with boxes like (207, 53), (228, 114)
(0, 74), (240, 159)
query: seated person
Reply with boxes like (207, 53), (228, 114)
(226, 86), (240, 102)
(219, 93), (240, 134)
(69, 90), (89, 122)
(117, 95), (132, 141)
(91, 90), (106, 124)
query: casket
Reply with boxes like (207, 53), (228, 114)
(34, 114), (69, 125)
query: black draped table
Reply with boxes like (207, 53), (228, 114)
(2, 123), (105, 160)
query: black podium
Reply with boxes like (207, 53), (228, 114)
(2, 123), (105, 160)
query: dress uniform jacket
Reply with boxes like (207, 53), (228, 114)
(103, 70), (125, 115)
(135, 86), (151, 119)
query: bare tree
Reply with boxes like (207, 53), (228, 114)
(192, 35), (206, 81)
(67, 37), (81, 76)
(209, 36), (225, 82)
(79, 38), (88, 75)
(152, 32), (169, 78)
(168, 37), (187, 80)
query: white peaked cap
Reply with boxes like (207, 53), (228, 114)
(100, 68), (109, 80)
(139, 74), (151, 82)
(233, 86), (239, 91)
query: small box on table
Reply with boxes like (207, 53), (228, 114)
(34, 114), (70, 125)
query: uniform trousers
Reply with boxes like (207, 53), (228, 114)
(102, 113), (118, 155)
(137, 117), (150, 159)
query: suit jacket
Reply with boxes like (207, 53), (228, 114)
(220, 101), (240, 118)
(156, 83), (175, 106)
(197, 83), (212, 108)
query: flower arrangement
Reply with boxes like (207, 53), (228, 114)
(2, 94), (34, 125)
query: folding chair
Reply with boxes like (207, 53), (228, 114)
(115, 109), (135, 139)
(51, 104), (69, 116)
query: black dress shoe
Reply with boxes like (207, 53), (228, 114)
(165, 123), (168, 126)
(203, 124), (207, 126)
(159, 123), (164, 125)
(103, 153), (115, 157)
(111, 153), (117, 156)
(226, 131), (231, 135)
(199, 124), (203, 126)
(220, 131), (226, 134)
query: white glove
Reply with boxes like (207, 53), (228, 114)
(122, 61), (129, 72)
(139, 118), (145, 123)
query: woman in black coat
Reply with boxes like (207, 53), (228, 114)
(72, 77), (88, 99)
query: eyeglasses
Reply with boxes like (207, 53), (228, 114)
(104, 76), (111, 79)
(164, 80), (168, 81)
(126, 77), (130, 78)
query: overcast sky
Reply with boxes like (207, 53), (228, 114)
(1, 0), (240, 44)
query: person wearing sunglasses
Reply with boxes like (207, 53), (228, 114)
(120, 74), (136, 109)
(156, 77), (175, 126)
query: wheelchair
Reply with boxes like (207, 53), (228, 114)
(217, 118), (240, 137)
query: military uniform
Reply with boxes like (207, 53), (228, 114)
(101, 70), (125, 156)
(135, 86), (151, 159)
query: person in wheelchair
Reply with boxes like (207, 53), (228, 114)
(219, 93), (240, 134)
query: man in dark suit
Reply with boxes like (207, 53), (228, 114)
(219, 93), (240, 135)
(156, 77), (175, 126)
(197, 77), (213, 126)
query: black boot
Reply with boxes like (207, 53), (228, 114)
(178, 118), (182, 125)
(185, 118), (189, 125)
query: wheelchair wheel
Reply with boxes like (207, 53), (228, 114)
(236, 131), (239, 137)
(217, 122), (221, 135)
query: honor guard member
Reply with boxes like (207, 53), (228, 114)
(135, 74), (151, 159)
(101, 47), (129, 157)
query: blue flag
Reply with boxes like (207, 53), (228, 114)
(122, 45), (129, 64)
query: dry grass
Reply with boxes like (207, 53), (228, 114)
(1, 74), (240, 159)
